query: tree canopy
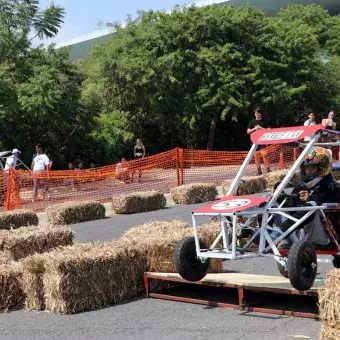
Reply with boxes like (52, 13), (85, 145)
(82, 4), (340, 153)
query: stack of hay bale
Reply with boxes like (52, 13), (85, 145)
(222, 175), (266, 196)
(0, 209), (75, 313)
(319, 270), (340, 339)
(221, 169), (301, 196)
(21, 219), (223, 314)
(171, 183), (217, 204)
(46, 201), (105, 225)
(112, 191), (166, 214)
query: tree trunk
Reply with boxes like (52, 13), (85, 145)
(207, 111), (220, 150)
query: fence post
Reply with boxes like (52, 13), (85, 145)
(5, 169), (13, 211)
(5, 169), (21, 211)
(179, 148), (184, 185)
(176, 148), (180, 186)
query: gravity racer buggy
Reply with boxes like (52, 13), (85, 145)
(174, 124), (340, 291)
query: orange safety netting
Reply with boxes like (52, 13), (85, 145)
(2, 145), (298, 212)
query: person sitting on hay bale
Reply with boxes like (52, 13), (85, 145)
(115, 158), (131, 184)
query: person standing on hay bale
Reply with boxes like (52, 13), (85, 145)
(247, 108), (271, 175)
(115, 158), (131, 184)
(132, 139), (145, 183)
(31, 144), (51, 202)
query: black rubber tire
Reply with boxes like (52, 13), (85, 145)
(287, 241), (317, 291)
(277, 262), (289, 278)
(174, 236), (210, 282)
(333, 255), (340, 268)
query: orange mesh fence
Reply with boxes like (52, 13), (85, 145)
(2, 145), (299, 212)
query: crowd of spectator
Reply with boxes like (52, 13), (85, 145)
(247, 108), (339, 175)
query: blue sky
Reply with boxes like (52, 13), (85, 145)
(38, 0), (191, 44)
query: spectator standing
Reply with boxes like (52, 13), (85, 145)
(247, 108), (271, 175)
(322, 111), (338, 160)
(31, 144), (50, 202)
(132, 139), (146, 182)
(303, 112), (316, 142)
(5, 149), (21, 170)
(322, 111), (336, 131)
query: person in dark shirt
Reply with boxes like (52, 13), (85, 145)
(247, 108), (271, 175)
(280, 147), (340, 248)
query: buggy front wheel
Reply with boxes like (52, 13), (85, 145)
(287, 241), (317, 291)
(174, 236), (210, 282)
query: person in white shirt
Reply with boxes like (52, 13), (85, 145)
(31, 144), (50, 201)
(304, 112), (316, 142)
(5, 149), (21, 171)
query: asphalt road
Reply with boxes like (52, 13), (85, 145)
(0, 203), (330, 340)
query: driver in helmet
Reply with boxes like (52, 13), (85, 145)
(280, 146), (340, 248)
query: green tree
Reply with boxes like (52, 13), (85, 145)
(83, 5), (337, 151)
(0, 1), (100, 166)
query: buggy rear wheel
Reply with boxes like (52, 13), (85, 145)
(287, 241), (317, 291)
(174, 236), (210, 282)
(277, 262), (289, 278)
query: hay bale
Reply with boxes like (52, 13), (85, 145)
(22, 220), (222, 314)
(320, 323), (340, 340)
(0, 225), (74, 261)
(265, 170), (300, 190)
(319, 287), (340, 327)
(120, 219), (223, 273)
(46, 201), (105, 225)
(112, 191), (166, 214)
(222, 176), (266, 196)
(22, 242), (147, 314)
(325, 269), (340, 289)
(171, 183), (217, 205)
(22, 243), (97, 311)
(0, 262), (25, 312)
(0, 209), (38, 230)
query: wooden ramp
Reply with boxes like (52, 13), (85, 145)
(144, 272), (323, 319)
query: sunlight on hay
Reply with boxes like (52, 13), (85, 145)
(171, 183), (217, 204)
(0, 224), (74, 261)
(46, 201), (105, 225)
(0, 262), (25, 312)
(0, 209), (38, 230)
(112, 191), (166, 214)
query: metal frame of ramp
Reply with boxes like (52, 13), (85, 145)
(144, 272), (323, 319)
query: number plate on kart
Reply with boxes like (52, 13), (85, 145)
(251, 124), (324, 145)
(194, 196), (269, 214)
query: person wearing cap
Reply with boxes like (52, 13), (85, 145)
(5, 149), (21, 170)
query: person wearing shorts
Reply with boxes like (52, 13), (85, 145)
(31, 144), (50, 202)
(247, 108), (271, 175)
